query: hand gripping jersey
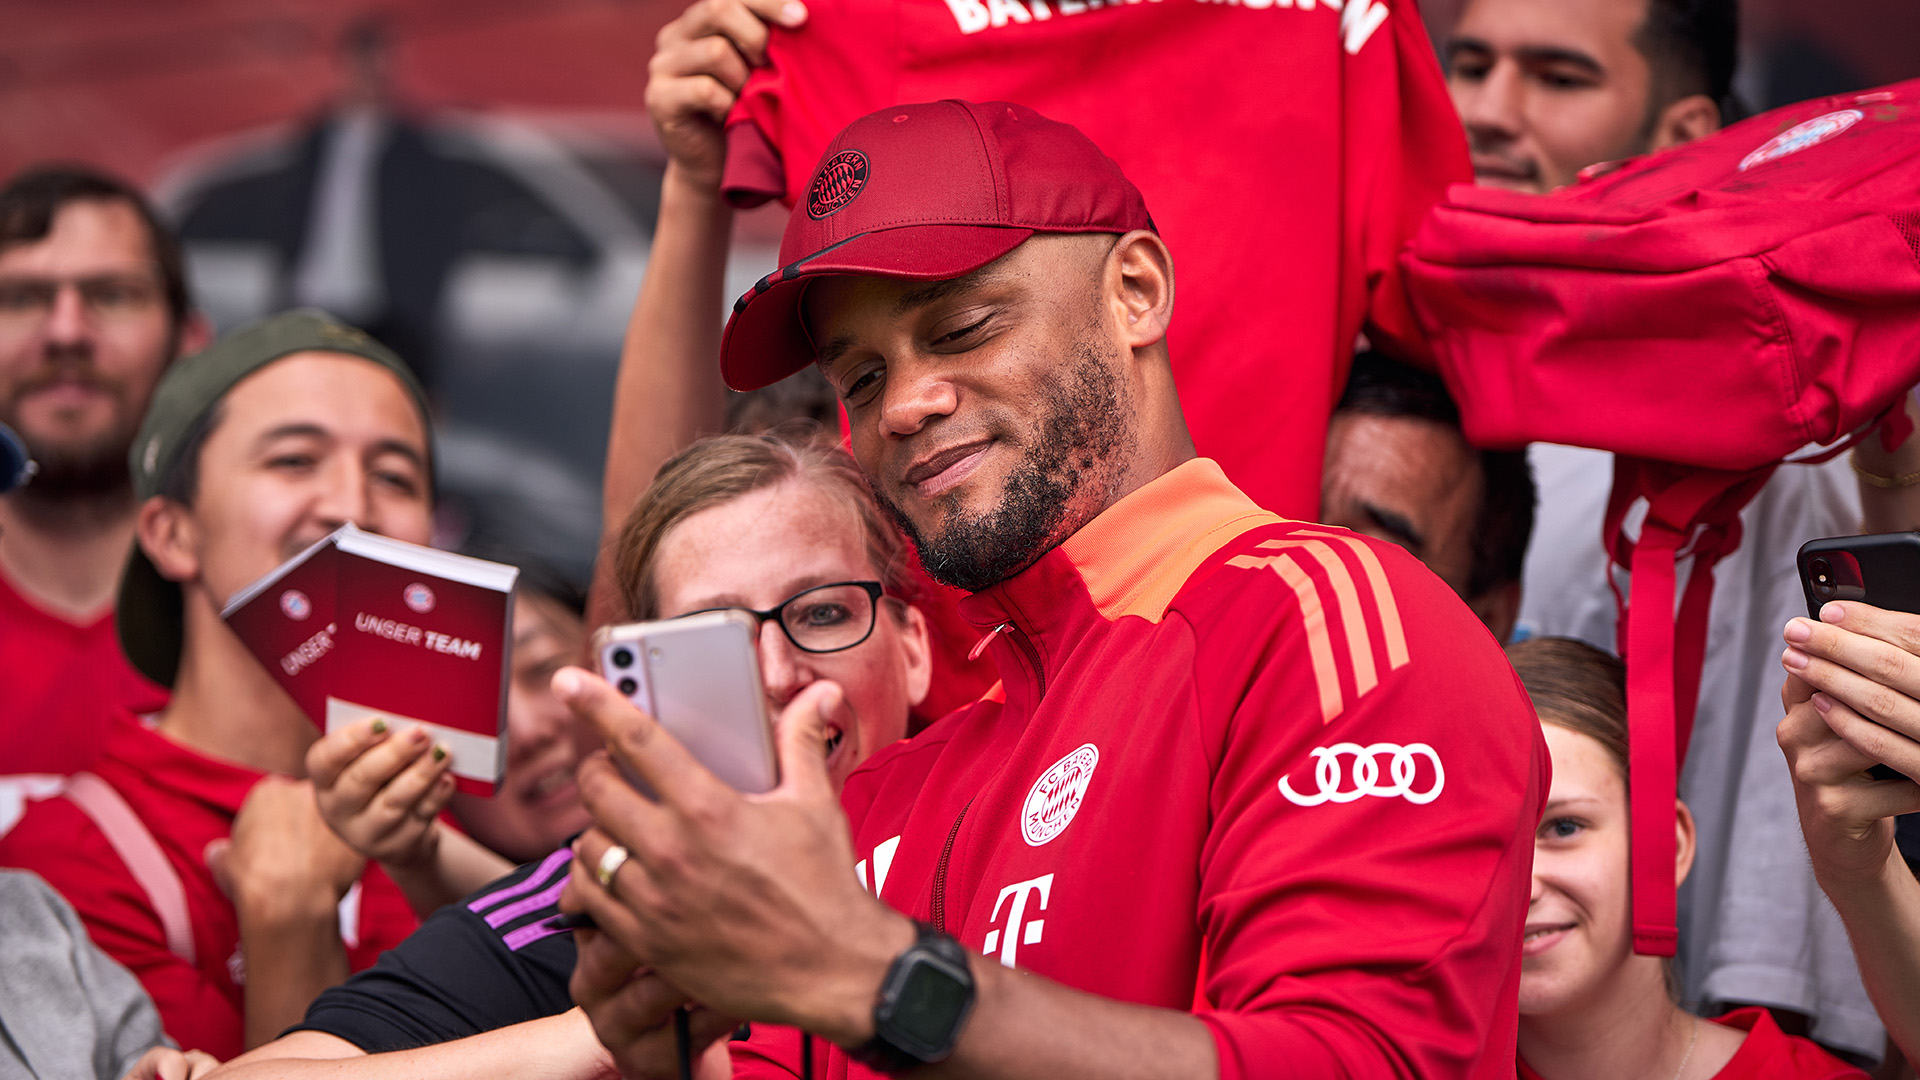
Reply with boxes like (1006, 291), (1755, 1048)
(731, 460), (1548, 1079)
(720, 0), (1470, 520)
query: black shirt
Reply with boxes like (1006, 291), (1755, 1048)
(290, 848), (577, 1051)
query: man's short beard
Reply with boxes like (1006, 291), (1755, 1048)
(877, 341), (1132, 593)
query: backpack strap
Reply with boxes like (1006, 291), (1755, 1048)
(1604, 458), (1775, 957)
(63, 772), (197, 967)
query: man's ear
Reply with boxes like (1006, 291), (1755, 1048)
(136, 495), (201, 584)
(1674, 797), (1699, 888)
(174, 311), (214, 359)
(1108, 229), (1175, 352)
(1648, 94), (1721, 152)
(1467, 581), (1521, 645)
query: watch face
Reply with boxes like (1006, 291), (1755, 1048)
(890, 957), (973, 1056)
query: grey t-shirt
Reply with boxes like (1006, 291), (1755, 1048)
(0, 870), (170, 1080)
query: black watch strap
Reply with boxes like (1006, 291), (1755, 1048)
(848, 922), (976, 1073)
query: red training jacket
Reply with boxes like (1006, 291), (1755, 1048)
(734, 459), (1548, 1078)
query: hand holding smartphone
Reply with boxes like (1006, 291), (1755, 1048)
(591, 611), (778, 796)
(1796, 532), (1920, 782)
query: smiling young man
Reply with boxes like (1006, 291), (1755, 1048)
(555, 101), (1549, 1080)
(0, 166), (212, 772)
(1443, 0), (1734, 193)
(0, 311), (433, 1060)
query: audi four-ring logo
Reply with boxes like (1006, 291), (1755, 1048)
(1279, 742), (1445, 806)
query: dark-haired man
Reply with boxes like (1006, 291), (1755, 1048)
(558, 100), (1546, 1080)
(1320, 352), (1534, 644)
(1443, 0), (1882, 1061)
(0, 311), (429, 1060)
(0, 166), (211, 773)
(1446, 0), (1735, 193)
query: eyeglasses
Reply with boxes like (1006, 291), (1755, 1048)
(0, 273), (165, 334)
(682, 581), (887, 654)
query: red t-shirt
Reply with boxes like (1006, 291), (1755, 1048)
(734, 459), (1548, 1078)
(1518, 1007), (1868, 1080)
(0, 716), (419, 1060)
(722, 0), (1470, 521)
(0, 568), (167, 774)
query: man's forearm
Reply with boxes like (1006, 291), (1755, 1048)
(931, 962), (1218, 1080)
(212, 1012), (618, 1080)
(1821, 848), (1920, 1061)
(787, 915), (1218, 1080)
(588, 162), (736, 629)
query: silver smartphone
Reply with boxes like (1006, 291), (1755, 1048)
(591, 610), (778, 795)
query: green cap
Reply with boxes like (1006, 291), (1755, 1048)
(118, 309), (433, 687)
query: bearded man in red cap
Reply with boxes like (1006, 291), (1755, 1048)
(556, 101), (1546, 1080)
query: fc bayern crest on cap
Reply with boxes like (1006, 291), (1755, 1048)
(807, 149), (870, 219)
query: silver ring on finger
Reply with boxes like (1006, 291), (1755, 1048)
(595, 844), (630, 894)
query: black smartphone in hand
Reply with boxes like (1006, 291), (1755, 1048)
(1796, 532), (1920, 781)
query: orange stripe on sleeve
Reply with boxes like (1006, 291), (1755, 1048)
(1277, 530), (1410, 671)
(1292, 541), (1378, 697)
(1227, 552), (1344, 724)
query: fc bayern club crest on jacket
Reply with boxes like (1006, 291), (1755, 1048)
(807, 150), (869, 219)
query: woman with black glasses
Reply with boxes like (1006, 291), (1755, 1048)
(204, 427), (933, 1079)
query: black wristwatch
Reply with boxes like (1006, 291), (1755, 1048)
(848, 922), (977, 1072)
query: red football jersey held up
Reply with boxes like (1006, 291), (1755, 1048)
(732, 460), (1548, 1079)
(721, 0), (1470, 521)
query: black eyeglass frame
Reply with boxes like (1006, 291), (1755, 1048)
(680, 580), (888, 654)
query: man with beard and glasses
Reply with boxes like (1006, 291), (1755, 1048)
(552, 101), (1549, 1080)
(0, 311), (430, 1061)
(0, 166), (211, 774)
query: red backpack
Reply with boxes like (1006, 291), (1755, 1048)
(1403, 79), (1920, 956)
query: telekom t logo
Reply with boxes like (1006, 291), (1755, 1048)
(981, 873), (1054, 968)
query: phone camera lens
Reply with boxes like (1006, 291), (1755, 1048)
(617, 677), (638, 697)
(610, 647), (634, 669)
(1811, 557), (1834, 597)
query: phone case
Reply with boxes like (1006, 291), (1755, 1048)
(1796, 532), (1920, 783)
(592, 611), (778, 795)
(1797, 532), (1920, 620)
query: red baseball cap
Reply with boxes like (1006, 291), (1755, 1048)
(719, 99), (1154, 391)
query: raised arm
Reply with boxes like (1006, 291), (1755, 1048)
(1851, 393), (1920, 534)
(1779, 602), (1920, 1060)
(586, 0), (808, 630)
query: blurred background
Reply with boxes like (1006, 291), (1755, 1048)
(4, 0), (1914, 587)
